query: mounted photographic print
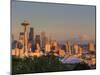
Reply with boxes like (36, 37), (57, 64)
(11, 0), (96, 74)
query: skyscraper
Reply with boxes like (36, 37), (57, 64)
(88, 41), (95, 52)
(18, 32), (24, 49)
(29, 27), (34, 41)
(73, 42), (79, 55)
(45, 41), (51, 53)
(29, 27), (34, 51)
(41, 32), (46, 49)
(35, 35), (41, 48)
(12, 40), (17, 49)
(19, 32), (24, 44)
(65, 41), (71, 55)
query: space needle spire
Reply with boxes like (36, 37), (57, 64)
(21, 20), (30, 53)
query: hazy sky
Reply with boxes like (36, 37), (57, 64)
(11, 1), (96, 42)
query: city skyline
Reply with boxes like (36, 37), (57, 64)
(11, 1), (96, 42)
(11, 1), (96, 74)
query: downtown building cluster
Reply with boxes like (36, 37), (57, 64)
(11, 20), (96, 65)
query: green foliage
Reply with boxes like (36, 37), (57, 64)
(12, 55), (91, 74)
(73, 62), (91, 70)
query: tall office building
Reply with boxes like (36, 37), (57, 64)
(28, 27), (34, 51)
(19, 32), (24, 44)
(35, 35), (41, 48)
(65, 41), (71, 55)
(36, 43), (41, 50)
(88, 41), (95, 52)
(29, 27), (34, 41)
(12, 40), (17, 49)
(41, 32), (46, 49)
(73, 42), (79, 55)
(45, 41), (51, 53)
(18, 32), (24, 49)
(78, 46), (83, 57)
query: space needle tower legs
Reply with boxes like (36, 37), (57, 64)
(21, 20), (30, 56)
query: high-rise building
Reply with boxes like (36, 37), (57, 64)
(65, 41), (71, 55)
(29, 27), (34, 41)
(88, 41), (95, 52)
(41, 32), (46, 49)
(36, 43), (41, 50)
(35, 35), (41, 48)
(28, 27), (35, 51)
(12, 40), (17, 49)
(45, 41), (51, 53)
(19, 32), (24, 44)
(73, 42), (79, 55)
(18, 32), (24, 57)
(78, 46), (83, 57)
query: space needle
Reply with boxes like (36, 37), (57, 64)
(21, 20), (30, 53)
